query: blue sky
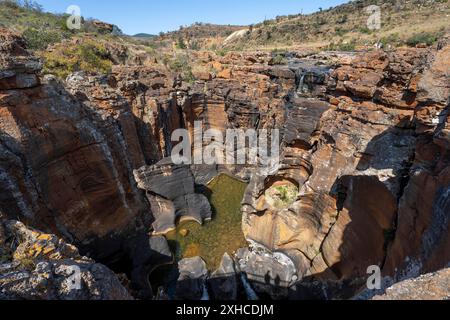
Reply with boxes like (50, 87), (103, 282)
(36, 0), (348, 35)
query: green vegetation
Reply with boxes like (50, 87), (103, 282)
(327, 40), (356, 52)
(0, 0), (122, 51)
(224, 0), (449, 50)
(265, 181), (298, 210)
(175, 37), (187, 49)
(16, 256), (35, 271)
(133, 33), (155, 38)
(380, 33), (401, 48)
(22, 27), (66, 50)
(358, 26), (373, 35)
(215, 48), (229, 57)
(334, 27), (348, 37)
(271, 54), (287, 65)
(41, 39), (113, 78)
(165, 53), (196, 83)
(189, 40), (201, 50)
(406, 32), (442, 47)
(166, 174), (248, 270)
(0, 0), (74, 50)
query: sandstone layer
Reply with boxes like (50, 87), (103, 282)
(0, 27), (449, 300)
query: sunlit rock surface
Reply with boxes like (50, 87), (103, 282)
(0, 27), (449, 300)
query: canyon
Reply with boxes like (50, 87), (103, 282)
(0, 26), (449, 300)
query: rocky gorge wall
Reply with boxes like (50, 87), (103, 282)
(0, 27), (449, 300)
(241, 37), (450, 299)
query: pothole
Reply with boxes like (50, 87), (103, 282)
(263, 179), (299, 210)
(165, 174), (248, 271)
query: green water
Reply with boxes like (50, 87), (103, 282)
(166, 174), (248, 270)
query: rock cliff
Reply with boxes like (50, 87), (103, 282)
(0, 27), (449, 300)
(240, 36), (450, 299)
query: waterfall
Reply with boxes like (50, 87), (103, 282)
(200, 283), (210, 300)
(298, 74), (306, 95)
(240, 273), (259, 301)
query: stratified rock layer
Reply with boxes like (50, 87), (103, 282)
(0, 26), (449, 300)
(241, 40), (450, 298)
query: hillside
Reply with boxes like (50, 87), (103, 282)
(233, 0), (450, 50)
(161, 22), (244, 39)
(3, 0), (449, 55)
(157, 0), (449, 51)
(157, 22), (245, 50)
(133, 33), (156, 38)
(0, 0), (122, 50)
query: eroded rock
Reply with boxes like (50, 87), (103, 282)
(134, 159), (212, 234)
(209, 253), (238, 300)
(175, 257), (208, 300)
(0, 220), (132, 300)
(373, 268), (450, 300)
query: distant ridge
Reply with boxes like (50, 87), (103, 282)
(133, 33), (156, 38)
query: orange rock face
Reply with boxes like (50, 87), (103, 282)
(0, 29), (296, 248)
(1, 27), (449, 300)
(241, 37), (450, 298)
(0, 41), (149, 244)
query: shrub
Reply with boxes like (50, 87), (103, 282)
(176, 37), (187, 49)
(17, 257), (35, 271)
(380, 33), (400, 48)
(167, 53), (195, 84)
(0, 0), (20, 9)
(335, 27), (347, 37)
(41, 39), (113, 78)
(359, 26), (372, 34)
(337, 14), (348, 24)
(215, 48), (228, 57)
(327, 41), (356, 52)
(406, 32), (440, 47)
(190, 40), (200, 50)
(22, 27), (62, 50)
(271, 54), (287, 65)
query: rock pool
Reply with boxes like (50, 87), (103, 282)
(165, 174), (248, 270)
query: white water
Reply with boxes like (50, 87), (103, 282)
(240, 273), (259, 301)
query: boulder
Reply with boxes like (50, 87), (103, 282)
(0, 28), (40, 89)
(175, 257), (208, 300)
(236, 245), (297, 299)
(373, 268), (450, 300)
(134, 158), (195, 200)
(209, 253), (238, 300)
(127, 234), (173, 299)
(0, 220), (132, 300)
(217, 68), (232, 79)
(134, 159), (212, 234)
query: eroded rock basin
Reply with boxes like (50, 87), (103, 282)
(149, 174), (248, 298)
(166, 174), (248, 270)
